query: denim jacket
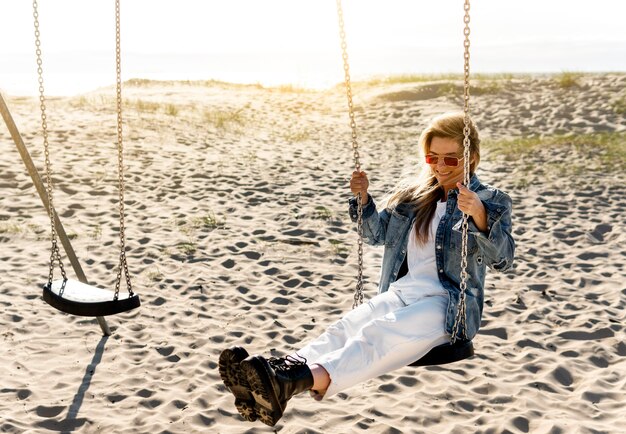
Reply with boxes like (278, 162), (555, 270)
(348, 174), (515, 340)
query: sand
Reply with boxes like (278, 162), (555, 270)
(0, 73), (625, 433)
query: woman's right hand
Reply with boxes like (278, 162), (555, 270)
(350, 170), (369, 205)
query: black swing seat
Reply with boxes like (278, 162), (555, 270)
(43, 278), (140, 317)
(409, 339), (474, 367)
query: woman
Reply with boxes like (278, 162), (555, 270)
(219, 112), (515, 427)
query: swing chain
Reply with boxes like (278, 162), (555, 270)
(33, 0), (132, 299)
(354, 194), (364, 308)
(451, 0), (471, 343)
(33, 0), (68, 287)
(114, 0), (134, 300)
(336, 0), (364, 308)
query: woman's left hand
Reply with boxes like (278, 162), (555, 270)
(456, 182), (488, 232)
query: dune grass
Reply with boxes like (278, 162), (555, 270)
(329, 238), (348, 256)
(190, 211), (225, 230)
(484, 132), (626, 173)
(280, 130), (313, 143)
(69, 93), (248, 132)
(314, 206), (333, 220)
(70, 95), (165, 114)
(363, 72), (525, 86)
(146, 267), (164, 282)
(133, 99), (161, 113)
(358, 73), (525, 98)
(203, 108), (245, 130)
(612, 96), (626, 115)
(0, 221), (46, 240)
(177, 242), (197, 255)
(363, 73), (463, 86)
(165, 104), (179, 116)
(0, 221), (24, 235)
(125, 78), (261, 90)
(554, 71), (583, 88)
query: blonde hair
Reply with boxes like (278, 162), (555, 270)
(386, 112), (481, 244)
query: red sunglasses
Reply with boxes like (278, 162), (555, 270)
(425, 154), (464, 167)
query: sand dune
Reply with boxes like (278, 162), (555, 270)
(1, 73), (624, 433)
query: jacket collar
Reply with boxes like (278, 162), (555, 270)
(468, 174), (481, 190)
(395, 201), (417, 217)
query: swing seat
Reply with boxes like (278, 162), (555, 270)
(409, 339), (474, 367)
(43, 278), (140, 317)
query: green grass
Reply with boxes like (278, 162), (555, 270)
(70, 94), (182, 116)
(124, 78), (263, 90)
(125, 78), (156, 87)
(133, 99), (161, 113)
(267, 84), (312, 93)
(281, 130), (312, 143)
(203, 108), (245, 130)
(363, 73), (521, 84)
(437, 82), (459, 97)
(165, 104), (179, 116)
(189, 211), (225, 230)
(359, 73), (521, 98)
(483, 132), (626, 173)
(472, 80), (505, 95)
(174, 213), (225, 254)
(362, 73), (462, 86)
(146, 267), (164, 282)
(69, 94), (115, 109)
(0, 222), (23, 235)
(90, 225), (102, 241)
(612, 96), (626, 115)
(314, 206), (333, 220)
(1, 221), (46, 240)
(329, 239), (348, 256)
(555, 71), (582, 89)
(473, 73), (520, 81)
(177, 242), (197, 255)
(73, 95), (89, 107)
(159, 246), (174, 257)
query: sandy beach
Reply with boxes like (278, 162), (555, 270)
(1, 73), (625, 433)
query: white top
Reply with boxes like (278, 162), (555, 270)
(389, 200), (448, 304)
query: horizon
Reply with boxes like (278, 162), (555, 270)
(1, 0), (625, 96)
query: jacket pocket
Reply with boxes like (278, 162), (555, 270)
(384, 211), (410, 247)
(450, 228), (478, 255)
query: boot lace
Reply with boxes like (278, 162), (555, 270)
(268, 354), (307, 372)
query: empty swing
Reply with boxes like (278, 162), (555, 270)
(34, 0), (140, 317)
(336, 0), (474, 366)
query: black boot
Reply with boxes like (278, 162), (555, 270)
(240, 355), (313, 427)
(218, 346), (257, 422)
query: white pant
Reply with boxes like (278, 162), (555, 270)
(296, 288), (450, 397)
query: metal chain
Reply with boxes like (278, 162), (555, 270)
(113, 0), (134, 299)
(33, 0), (132, 298)
(33, 0), (68, 287)
(451, 0), (471, 343)
(336, 0), (364, 308)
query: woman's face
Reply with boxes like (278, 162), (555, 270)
(427, 136), (467, 190)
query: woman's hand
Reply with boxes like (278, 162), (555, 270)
(456, 182), (488, 232)
(350, 170), (369, 205)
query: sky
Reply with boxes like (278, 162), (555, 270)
(1, 0), (625, 95)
